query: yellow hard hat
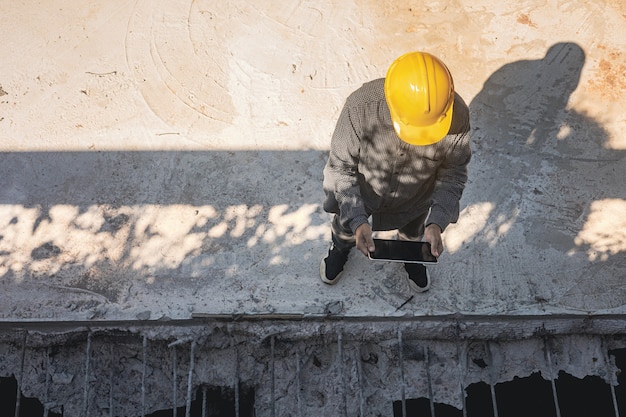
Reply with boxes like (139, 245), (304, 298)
(384, 52), (455, 145)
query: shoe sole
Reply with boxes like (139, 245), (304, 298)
(320, 258), (342, 285)
(406, 268), (431, 293)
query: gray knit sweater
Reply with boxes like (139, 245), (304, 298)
(322, 78), (471, 233)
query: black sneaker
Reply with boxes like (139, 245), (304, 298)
(404, 263), (430, 293)
(320, 244), (351, 285)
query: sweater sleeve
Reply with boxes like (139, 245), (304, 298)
(425, 130), (472, 231)
(325, 105), (370, 233)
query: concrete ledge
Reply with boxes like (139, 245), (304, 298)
(3, 314), (626, 343)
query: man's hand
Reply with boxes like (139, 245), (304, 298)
(424, 224), (444, 258)
(355, 223), (375, 256)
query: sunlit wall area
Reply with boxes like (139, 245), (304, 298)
(0, 0), (624, 321)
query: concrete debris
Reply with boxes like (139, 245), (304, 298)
(1, 323), (624, 416)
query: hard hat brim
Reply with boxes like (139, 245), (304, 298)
(391, 100), (454, 146)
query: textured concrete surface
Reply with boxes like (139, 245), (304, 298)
(3, 324), (623, 416)
(0, 0), (625, 321)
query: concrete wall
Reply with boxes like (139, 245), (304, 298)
(2, 318), (624, 416)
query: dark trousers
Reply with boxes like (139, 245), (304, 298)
(331, 212), (428, 251)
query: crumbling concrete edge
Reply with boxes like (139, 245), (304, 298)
(2, 314), (626, 416)
(1, 313), (626, 344)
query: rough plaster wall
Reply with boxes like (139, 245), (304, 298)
(1, 325), (624, 416)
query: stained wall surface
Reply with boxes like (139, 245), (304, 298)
(0, 0), (625, 321)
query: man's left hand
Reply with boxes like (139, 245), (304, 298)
(424, 224), (444, 258)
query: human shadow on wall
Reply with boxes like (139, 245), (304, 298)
(465, 42), (626, 310)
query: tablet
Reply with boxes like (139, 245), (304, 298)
(368, 239), (438, 264)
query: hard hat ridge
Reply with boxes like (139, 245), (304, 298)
(384, 52), (455, 146)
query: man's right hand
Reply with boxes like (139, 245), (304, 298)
(355, 223), (375, 256)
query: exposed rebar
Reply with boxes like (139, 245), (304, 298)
(232, 336), (240, 417)
(172, 345), (178, 417)
(456, 341), (468, 417)
(602, 338), (620, 417)
(487, 341), (499, 417)
(109, 344), (114, 417)
(43, 347), (51, 417)
(544, 339), (562, 417)
(610, 374), (621, 417)
(425, 346), (436, 417)
(142, 334), (148, 417)
(296, 350), (302, 417)
(355, 347), (365, 417)
(82, 332), (92, 417)
(398, 329), (406, 417)
(202, 386), (208, 417)
(338, 331), (348, 417)
(14, 331), (27, 417)
(270, 335), (276, 417)
(185, 340), (196, 417)
(3, 325), (626, 417)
